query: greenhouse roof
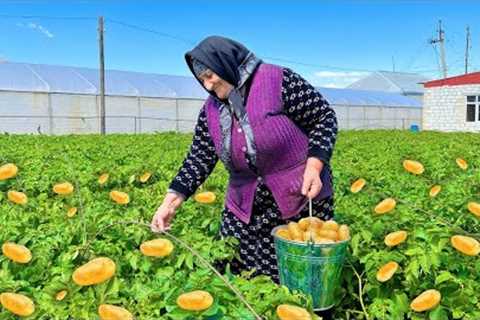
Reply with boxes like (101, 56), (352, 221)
(348, 71), (429, 95)
(318, 87), (421, 108)
(0, 62), (420, 108)
(0, 61), (207, 99)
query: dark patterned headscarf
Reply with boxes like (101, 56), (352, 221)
(191, 58), (209, 78)
(185, 36), (260, 99)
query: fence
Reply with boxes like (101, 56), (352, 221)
(337, 117), (422, 130)
(0, 115), (197, 135)
(0, 115), (422, 135)
(0, 91), (205, 134)
(0, 90), (423, 134)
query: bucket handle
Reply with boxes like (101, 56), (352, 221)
(307, 197), (315, 247)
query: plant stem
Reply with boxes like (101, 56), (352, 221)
(347, 261), (369, 320)
(81, 219), (263, 320)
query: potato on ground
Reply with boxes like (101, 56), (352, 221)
(176, 290), (213, 311)
(410, 289), (441, 312)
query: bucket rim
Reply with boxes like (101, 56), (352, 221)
(271, 225), (350, 247)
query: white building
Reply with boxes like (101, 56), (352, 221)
(0, 62), (422, 134)
(422, 72), (480, 132)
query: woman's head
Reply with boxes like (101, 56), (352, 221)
(185, 36), (253, 100)
(191, 58), (233, 99)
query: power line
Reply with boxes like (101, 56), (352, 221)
(87, 17), (437, 75)
(103, 20), (440, 75)
(261, 56), (376, 72)
(0, 14), (96, 21)
(0, 13), (441, 76)
(105, 18), (196, 46)
(403, 42), (430, 71)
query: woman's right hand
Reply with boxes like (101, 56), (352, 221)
(150, 192), (185, 232)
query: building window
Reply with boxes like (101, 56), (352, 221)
(466, 95), (480, 122)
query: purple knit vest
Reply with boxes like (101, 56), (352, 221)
(206, 64), (332, 223)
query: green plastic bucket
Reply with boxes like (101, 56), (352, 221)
(271, 225), (349, 311)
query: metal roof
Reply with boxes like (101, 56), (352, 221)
(348, 71), (430, 95)
(0, 62), (420, 107)
(0, 62), (207, 99)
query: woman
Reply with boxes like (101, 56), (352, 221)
(151, 36), (338, 318)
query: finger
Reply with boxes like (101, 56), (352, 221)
(168, 207), (177, 220)
(150, 219), (160, 233)
(307, 185), (319, 199)
(163, 216), (171, 231)
(150, 214), (159, 232)
(307, 180), (322, 199)
(301, 177), (311, 196)
(155, 216), (165, 232)
(150, 224), (157, 233)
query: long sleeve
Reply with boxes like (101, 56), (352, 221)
(281, 68), (338, 165)
(168, 106), (219, 199)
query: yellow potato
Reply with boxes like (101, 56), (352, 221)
(317, 229), (338, 241)
(287, 222), (303, 241)
(276, 228), (291, 240)
(322, 220), (339, 231)
(298, 217), (323, 231)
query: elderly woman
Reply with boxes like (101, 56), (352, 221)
(151, 36), (337, 317)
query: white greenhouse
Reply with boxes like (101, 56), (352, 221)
(0, 62), (422, 134)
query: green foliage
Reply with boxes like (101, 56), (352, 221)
(335, 130), (480, 319)
(0, 130), (479, 319)
(0, 133), (306, 319)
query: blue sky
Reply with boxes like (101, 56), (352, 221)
(1, 0), (479, 87)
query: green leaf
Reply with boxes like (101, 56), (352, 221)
(361, 229), (373, 243)
(175, 253), (186, 270)
(452, 309), (465, 319)
(371, 220), (384, 236)
(435, 271), (455, 285)
(202, 301), (220, 316)
(185, 254), (194, 270)
(429, 306), (448, 320)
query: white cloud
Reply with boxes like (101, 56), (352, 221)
(312, 70), (370, 88)
(16, 21), (54, 38)
(322, 83), (345, 88)
(314, 71), (368, 78)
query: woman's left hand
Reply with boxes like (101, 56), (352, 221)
(301, 157), (324, 199)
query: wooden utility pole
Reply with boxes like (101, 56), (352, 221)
(430, 20), (447, 78)
(98, 16), (106, 134)
(465, 25), (470, 74)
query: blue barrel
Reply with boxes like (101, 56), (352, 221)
(410, 124), (420, 132)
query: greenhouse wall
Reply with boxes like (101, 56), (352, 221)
(0, 91), (421, 134)
(0, 91), (50, 134)
(0, 91), (204, 134)
(334, 105), (421, 130)
(0, 62), (423, 135)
